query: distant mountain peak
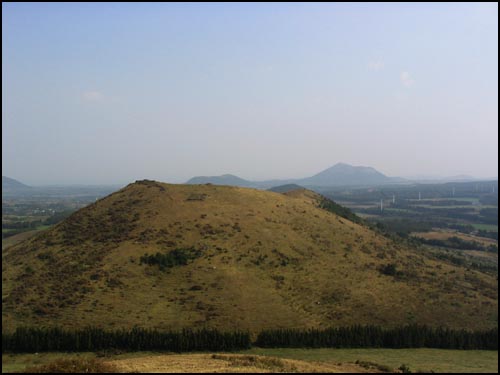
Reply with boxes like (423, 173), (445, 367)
(300, 163), (389, 186)
(333, 162), (353, 167)
(322, 163), (379, 172)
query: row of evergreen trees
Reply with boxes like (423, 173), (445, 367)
(255, 325), (498, 350)
(3, 325), (497, 353)
(2, 327), (251, 353)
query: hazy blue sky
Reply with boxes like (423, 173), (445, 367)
(2, 3), (498, 185)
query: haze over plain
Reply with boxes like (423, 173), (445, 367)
(2, 3), (498, 185)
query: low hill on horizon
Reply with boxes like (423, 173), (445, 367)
(2, 180), (497, 332)
(186, 174), (256, 187)
(2, 176), (31, 192)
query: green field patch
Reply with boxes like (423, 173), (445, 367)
(472, 224), (498, 232)
(356, 213), (379, 219)
(410, 197), (479, 203)
(240, 348), (499, 373)
(382, 208), (413, 213)
(414, 205), (482, 209)
(34, 225), (52, 231)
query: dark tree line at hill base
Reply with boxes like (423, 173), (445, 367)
(2, 327), (250, 353)
(2, 325), (497, 353)
(255, 325), (498, 350)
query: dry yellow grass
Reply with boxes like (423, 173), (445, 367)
(2, 181), (497, 332)
(108, 353), (381, 373)
(4, 349), (497, 374)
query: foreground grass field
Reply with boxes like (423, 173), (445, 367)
(1, 352), (369, 373)
(2, 349), (498, 373)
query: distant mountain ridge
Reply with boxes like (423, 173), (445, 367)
(187, 163), (401, 188)
(2, 176), (31, 191)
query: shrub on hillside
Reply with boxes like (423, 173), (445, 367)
(379, 263), (398, 276)
(139, 248), (201, 271)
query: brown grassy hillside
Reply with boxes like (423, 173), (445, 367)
(2, 180), (497, 332)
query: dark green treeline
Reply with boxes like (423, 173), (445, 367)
(2, 327), (250, 353)
(2, 325), (497, 353)
(256, 325), (498, 350)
